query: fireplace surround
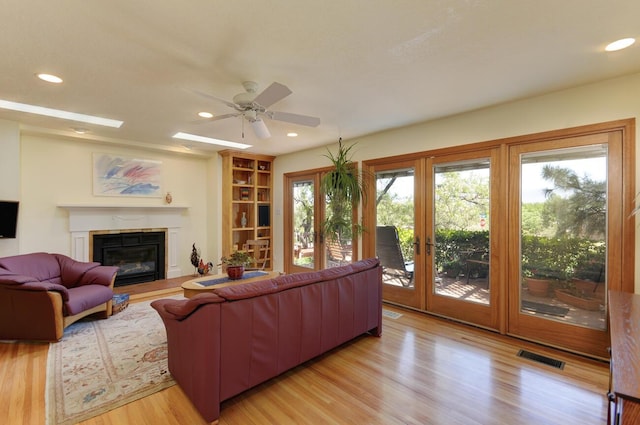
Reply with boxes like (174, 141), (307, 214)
(59, 204), (187, 279)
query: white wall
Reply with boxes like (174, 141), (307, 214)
(0, 119), (20, 257)
(19, 134), (216, 275)
(273, 72), (640, 292)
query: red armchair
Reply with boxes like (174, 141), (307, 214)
(0, 252), (118, 341)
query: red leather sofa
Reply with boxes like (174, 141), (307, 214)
(0, 252), (118, 341)
(152, 257), (382, 423)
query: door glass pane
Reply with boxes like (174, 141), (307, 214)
(520, 146), (607, 330)
(375, 168), (415, 287)
(293, 180), (315, 269)
(324, 190), (353, 268)
(434, 160), (490, 304)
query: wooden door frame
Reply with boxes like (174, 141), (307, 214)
(425, 147), (503, 331)
(284, 166), (360, 274)
(363, 157), (426, 310)
(506, 124), (633, 358)
(361, 118), (634, 358)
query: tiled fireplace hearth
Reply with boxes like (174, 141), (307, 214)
(59, 205), (187, 280)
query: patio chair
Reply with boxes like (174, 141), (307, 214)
(326, 237), (352, 267)
(376, 226), (414, 287)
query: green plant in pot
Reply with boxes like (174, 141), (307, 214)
(320, 138), (368, 245)
(220, 250), (253, 280)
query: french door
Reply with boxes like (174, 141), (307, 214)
(324, 120), (634, 358)
(364, 151), (500, 328)
(368, 159), (424, 309)
(284, 172), (324, 273)
(507, 131), (626, 358)
(426, 149), (501, 330)
(284, 168), (357, 273)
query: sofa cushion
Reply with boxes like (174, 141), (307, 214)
(272, 271), (325, 289)
(0, 252), (62, 283)
(152, 293), (224, 320)
(214, 279), (279, 301)
(64, 284), (114, 315)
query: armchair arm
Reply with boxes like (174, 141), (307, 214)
(79, 266), (119, 288)
(2, 280), (70, 301)
(0, 273), (38, 285)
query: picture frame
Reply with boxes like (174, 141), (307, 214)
(93, 153), (162, 197)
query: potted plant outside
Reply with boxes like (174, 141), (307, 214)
(553, 286), (602, 311)
(220, 250), (253, 280)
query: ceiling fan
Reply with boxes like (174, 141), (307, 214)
(193, 81), (321, 139)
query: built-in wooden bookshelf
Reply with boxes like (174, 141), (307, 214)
(220, 150), (275, 270)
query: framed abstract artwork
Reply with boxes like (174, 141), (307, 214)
(93, 153), (162, 197)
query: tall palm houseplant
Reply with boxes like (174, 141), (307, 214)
(320, 139), (368, 244)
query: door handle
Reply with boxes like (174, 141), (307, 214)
(426, 236), (434, 255)
(413, 236), (420, 255)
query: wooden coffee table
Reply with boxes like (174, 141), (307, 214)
(182, 270), (281, 298)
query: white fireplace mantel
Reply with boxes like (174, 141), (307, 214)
(59, 204), (189, 279)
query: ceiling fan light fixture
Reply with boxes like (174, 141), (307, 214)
(251, 119), (271, 139)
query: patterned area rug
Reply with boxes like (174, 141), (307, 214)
(46, 298), (177, 425)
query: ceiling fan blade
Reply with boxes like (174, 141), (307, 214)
(210, 113), (241, 122)
(190, 113), (240, 124)
(189, 89), (239, 110)
(253, 82), (292, 108)
(269, 111), (321, 127)
(251, 119), (271, 139)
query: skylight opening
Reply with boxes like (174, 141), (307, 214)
(173, 132), (252, 149)
(0, 99), (123, 128)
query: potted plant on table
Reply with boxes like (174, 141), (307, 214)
(220, 250), (253, 280)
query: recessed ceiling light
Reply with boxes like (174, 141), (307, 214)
(72, 127), (89, 134)
(287, 132), (298, 137)
(0, 99), (123, 128)
(173, 132), (252, 149)
(36, 73), (63, 84)
(198, 111), (213, 118)
(605, 38), (636, 52)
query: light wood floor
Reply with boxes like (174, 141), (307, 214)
(0, 277), (610, 424)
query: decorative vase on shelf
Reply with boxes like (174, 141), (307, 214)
(241, 211), (247, 228)
(165, 192), (173, 204)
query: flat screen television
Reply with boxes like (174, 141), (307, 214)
(0, 201), (19, 239)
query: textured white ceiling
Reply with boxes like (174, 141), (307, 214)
(0, 0), (638, 156)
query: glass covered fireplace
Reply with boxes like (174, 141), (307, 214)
(92, 231), (166, 286)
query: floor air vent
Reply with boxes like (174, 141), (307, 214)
(517, 350), (565, 369)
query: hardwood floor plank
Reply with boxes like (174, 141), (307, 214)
(1, 278), (609, 425)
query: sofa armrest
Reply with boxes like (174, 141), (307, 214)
(78, 266), (119, 288)
(5, 280), (70, 301)
(0, 273), (38, 285)
(152, 293), (224, 321)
